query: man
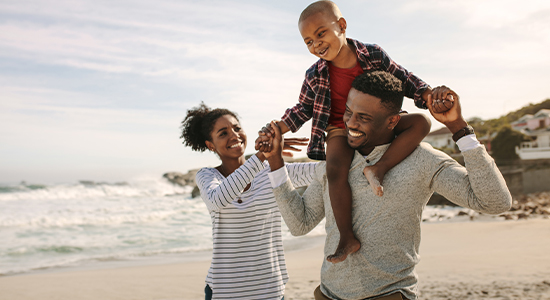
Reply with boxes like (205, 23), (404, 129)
(263, 71), (512, 300)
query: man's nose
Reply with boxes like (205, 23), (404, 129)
(346, 114), (358, 129)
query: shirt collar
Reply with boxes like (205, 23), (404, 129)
(317, 38), (363, 73)
(350, 143), (391, 169)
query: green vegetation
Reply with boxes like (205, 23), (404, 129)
(468, 98), (550, 138)
(490, 126), (528, 162)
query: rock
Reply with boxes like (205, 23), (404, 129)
(163, 169), (199, 187)
(191, 186), (200, 198)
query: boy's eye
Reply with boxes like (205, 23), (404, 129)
(306, 40), (312, 46)
(318, 31), (325, 37)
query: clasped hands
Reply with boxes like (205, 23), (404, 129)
(255, 121), (308, 158)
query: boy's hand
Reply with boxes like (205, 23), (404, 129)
(258, 120), (290, 137)
(424, 87), (454, 113)
(256, 127), (309, 157)
(426, 86), (467, 132)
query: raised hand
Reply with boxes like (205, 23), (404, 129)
(426, 86), (463, 126)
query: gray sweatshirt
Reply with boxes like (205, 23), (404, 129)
(272, 143), (512, 300)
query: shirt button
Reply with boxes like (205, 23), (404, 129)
(237, 199), (242, 204)
(366, 159), (370, 163)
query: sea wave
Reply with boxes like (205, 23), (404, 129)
(0, 179), (192, 201)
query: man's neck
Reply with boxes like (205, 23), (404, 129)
(357, 135), (395, 156)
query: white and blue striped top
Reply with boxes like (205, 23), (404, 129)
(196, 154), (316, 300)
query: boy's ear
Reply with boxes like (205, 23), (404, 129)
(388, 114), (401, 131)
(337, 17), (347, 33)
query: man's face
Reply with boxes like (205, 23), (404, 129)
(298, 11), (346, 62)
(343, 88), (399, 154)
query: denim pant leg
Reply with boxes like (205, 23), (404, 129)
(205, 285), (283, 300)
(205, 285), (212, 300)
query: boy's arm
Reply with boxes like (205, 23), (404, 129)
(369, 44), (430, 108)
(374, 113), (431, 177)
(280, 77), (316, 132)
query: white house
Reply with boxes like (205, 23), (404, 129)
(516, 128), (550, 160)
(423, 127), (454, 149)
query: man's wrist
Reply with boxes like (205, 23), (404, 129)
(268, 156), (285, 171)
(445, 118), (469, 135)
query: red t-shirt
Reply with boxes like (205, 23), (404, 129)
(328, 61), (364, 128)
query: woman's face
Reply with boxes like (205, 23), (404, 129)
(206, 114), (247, 159)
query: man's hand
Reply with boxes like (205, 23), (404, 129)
(261, 121), (285, 171)
(426, 86), (468, 133)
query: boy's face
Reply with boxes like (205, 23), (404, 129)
(299, 11), (347, 62)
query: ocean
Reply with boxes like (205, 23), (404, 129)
(0, 177), (473, 276)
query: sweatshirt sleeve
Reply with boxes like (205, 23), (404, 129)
(272, 164), (326, 236)
(196, 154), (265, 212)
(430, 146), (512, 215)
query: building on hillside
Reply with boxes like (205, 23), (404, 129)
(423, 127), (454, 149)
(511, 109), (550, 132)
(515, 128), (550, 160)
(511, 109), (550, 160)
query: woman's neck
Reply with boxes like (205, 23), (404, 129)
(219, 155), (246, 176)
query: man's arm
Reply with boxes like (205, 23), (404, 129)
(427, 87), (512, 214)
(263, 122), (326, 236)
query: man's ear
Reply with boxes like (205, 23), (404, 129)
(338, 17), (347, 34)
(388, 114), (401, 130)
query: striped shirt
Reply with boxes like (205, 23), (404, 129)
(196, 154), (316, 300)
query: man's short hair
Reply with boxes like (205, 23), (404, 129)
(299, 1), (342, 24)
(351, 71), (404, 115)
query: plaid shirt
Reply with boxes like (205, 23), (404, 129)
(281, 38), (430, 160)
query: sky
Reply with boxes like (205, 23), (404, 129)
(1, 0), (549, 184)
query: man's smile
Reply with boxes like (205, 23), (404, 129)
(348, 129), (364, 137)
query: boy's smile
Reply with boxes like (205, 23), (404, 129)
(299, 11), (355, 68)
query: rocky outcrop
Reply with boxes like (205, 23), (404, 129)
(163, 170), (199, 187)
(500, 191), (550, 220)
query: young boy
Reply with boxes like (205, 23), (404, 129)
(259, 1), (449, 264)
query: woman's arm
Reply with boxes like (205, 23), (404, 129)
(196, 154), (265, 212)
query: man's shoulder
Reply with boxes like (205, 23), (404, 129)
(410, 142), (458, 163)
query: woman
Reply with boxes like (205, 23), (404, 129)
(180, 103), (316, 300)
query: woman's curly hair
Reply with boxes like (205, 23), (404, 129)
(180, 102), (239, 152)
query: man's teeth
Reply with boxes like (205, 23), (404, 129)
(349, 131), (363, 137)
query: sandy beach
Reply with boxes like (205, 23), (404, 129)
(1, 219), (549, 300)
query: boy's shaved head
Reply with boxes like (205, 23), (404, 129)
(299, 1), (343, 24)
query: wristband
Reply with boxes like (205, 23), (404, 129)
(452, 125), (475, 142)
